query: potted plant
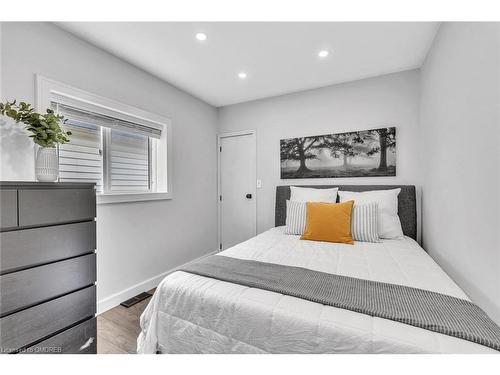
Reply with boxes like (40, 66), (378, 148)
(0, 100), (71, 182)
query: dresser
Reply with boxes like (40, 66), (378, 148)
(0, 182), (97, 354)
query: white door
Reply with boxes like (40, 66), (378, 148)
(219, 131), (256, 250)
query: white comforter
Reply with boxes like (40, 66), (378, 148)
(137, 227), (496, 353)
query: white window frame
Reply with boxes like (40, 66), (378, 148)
(36, 75), (173, 204)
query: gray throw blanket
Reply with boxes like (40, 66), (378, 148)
(180, 255), (500, 352)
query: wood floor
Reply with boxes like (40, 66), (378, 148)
(97, 289), (155, 354)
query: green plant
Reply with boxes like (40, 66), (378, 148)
(0, 100), (71, 147)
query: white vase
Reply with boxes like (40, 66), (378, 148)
(35, 147), (59, 182)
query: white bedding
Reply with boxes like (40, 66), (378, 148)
(137, 227), (496, 353)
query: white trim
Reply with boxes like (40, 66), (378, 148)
(97, 191), (172, 204)
(101, 127), (112, 194)
(36, 75), (169, 129)
(97, 250), (218, 314)
(35, 74), (173, 203)
(217, 129), (256, 139)
(217, 130), (257, 251)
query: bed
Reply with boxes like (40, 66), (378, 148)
(137, 185), (498, 354)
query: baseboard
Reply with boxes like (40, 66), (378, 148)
(97, 250), (218, 314)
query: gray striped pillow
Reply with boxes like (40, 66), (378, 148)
(351, 203), (380, 243)
(284, 200), (306, 235)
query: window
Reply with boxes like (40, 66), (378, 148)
(58, 114), (103, 191)
(37, 75), (172, 204)
(108, 128), (151, 193)
(54, 103), (159, 194)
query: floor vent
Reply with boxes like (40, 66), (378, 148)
(120, 292), (152, 308)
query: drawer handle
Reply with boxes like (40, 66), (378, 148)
(79, 337), (95, 351)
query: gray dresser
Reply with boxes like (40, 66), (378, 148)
(0, 182), (97, 354)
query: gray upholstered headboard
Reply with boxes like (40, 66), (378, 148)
(275, 185), (417, 240)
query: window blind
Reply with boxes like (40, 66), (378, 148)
(53, 102), (155, 194)
(109, 129), (150, 192)
(58, 119), (104, 192)
(54, 103), (162, 139)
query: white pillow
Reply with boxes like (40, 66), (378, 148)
(338, 189), (403, 239)
(284, 200), (306, 235)
(290, 186), (338, 203)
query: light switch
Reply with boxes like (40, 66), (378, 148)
(256, 179), (262, 189)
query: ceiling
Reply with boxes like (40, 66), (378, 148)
(57, 22), (439, 107)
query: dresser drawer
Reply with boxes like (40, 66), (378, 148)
(0, 254), (96, 316)
(23, 318), (96, 354)
(0, 221), (96, 274)
(0, 286), (96, 352)
(18, 188), (96, 227)
(0, 190), (17, 230)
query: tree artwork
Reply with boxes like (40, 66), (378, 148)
(280, 127), (396, 179)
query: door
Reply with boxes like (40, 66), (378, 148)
(219, 131), (256, 250)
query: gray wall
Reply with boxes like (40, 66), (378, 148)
(0, 22), (219, 310)
(420, 23), (500, 324)
(218, 70), (421, 233)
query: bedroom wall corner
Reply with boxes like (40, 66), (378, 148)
(420, 22), (500, 324)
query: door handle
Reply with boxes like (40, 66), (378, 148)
(245, 193), (252, 199)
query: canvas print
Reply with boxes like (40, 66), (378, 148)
(280, 127), (396, 179)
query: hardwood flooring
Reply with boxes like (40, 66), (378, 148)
(97, 289), (155, 354)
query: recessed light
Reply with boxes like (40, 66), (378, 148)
(238, 72), (247, 79)
(318, 50), (329, 58)
(195, 32), (207, 41)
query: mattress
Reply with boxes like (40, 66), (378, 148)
(137, 227), (497, 353)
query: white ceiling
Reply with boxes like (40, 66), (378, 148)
(57, 22), (439, 107)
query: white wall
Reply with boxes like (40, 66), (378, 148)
(218, 70), (421, 234)
(420, 23), (500, 324)
(3, 22), (498, 326)
(0, 22), (219, 311)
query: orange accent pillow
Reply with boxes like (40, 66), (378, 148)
(300, 201), (354, 244)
